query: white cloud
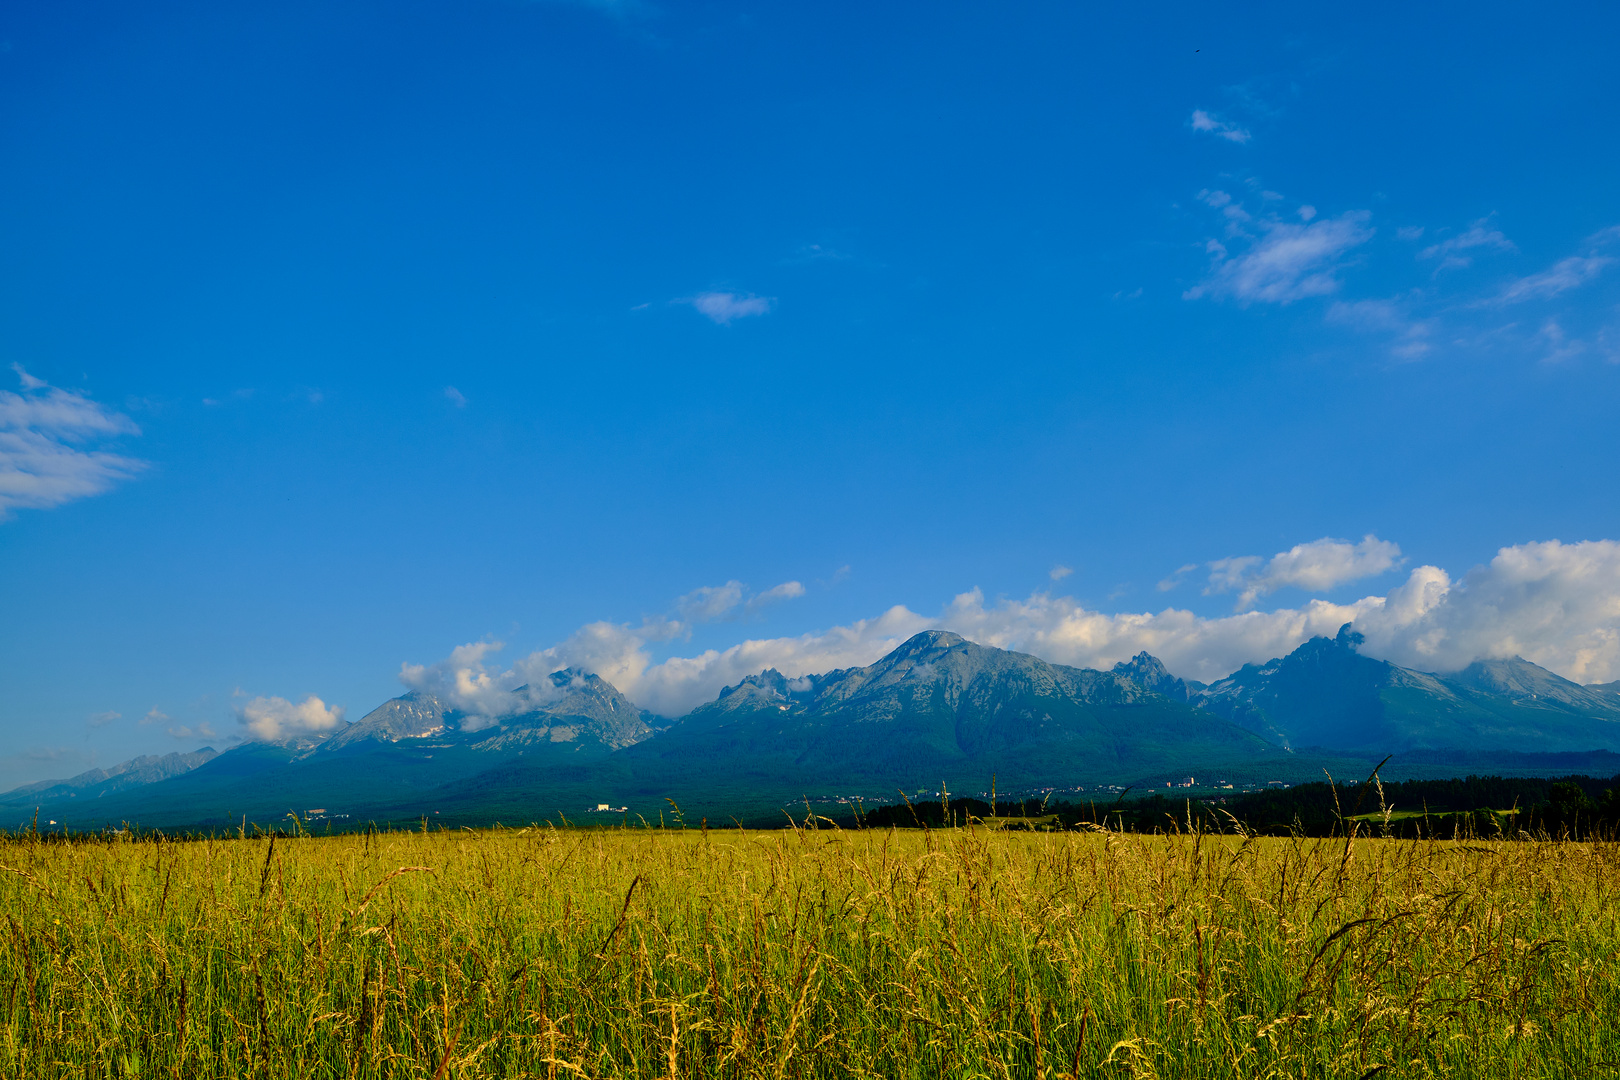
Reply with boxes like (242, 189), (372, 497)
(1157, 563), (1199, 592)
(1350, 540), (1620, 682)
(166, 722), (217, 741)
(1049, 565), (1074, 581)
(557, 604), (933, 717)
(1325, 298), (1435, 360)
(0, 366), (147, 519)
(1498, 255), (1613, 303)
(88, 711), (121, 727)
(930, 539), (1620, 685)
(141, 708), (168, 726)
(1205, 535), (1403, 610)
(400, 579), (807, 719)
(745, 580), (806, 613)
(1418, 218), (1516, 271)
(676, 578), (807, 621)
(399, 539), (1620, 718)
(444, 386), (468, 407)
(932, 588), (1371, 684)
(1189, 109), (1251, 144)
(409, 606), (930, 720)
(688, 292), (775, 325)
(1536, 318), (1586, 363)
(677, 581), (746, 621)
(238, 695), (344, 741)
(1186, 211), (1374, 305)
(399, 641), (538, 719)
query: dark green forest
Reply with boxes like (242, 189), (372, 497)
(842, 773), (1620, 838)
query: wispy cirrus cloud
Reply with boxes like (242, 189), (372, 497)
(1488, 225), (1619, 304)
(676, 581), (746, 621)
(1326, 298), (1436, 360)
(677, 578), (806, 621)
(1497, 255), (1614, 303)
(1185, 206), (1374, 305)
(1189, 109), (1251, 144)
(745, 580), (806, 613)
(1156, 563), (1199, 592)
(0, 365), (147, 520)
(686, 292), (775, 325)
(1419, 217), (1516, 272)
(165, 721), (218, 741)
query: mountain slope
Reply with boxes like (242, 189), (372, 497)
(325, 668), (655, 753)
(31, 668), (660, 829)
(591, 631), (1278, 791)
(0, 749), (219, 811)
(1196, 626), (1620, 754)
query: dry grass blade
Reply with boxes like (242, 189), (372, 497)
(349, 865), (435, 920)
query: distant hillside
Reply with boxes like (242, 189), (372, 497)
(0, 749), (218, 809)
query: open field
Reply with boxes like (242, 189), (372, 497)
(3, 821), (1618, 1078)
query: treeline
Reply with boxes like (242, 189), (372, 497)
(840, 773), (1620, 838)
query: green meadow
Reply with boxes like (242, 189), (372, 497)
(2, 820), (1616, 1078)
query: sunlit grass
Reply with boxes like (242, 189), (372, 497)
(2, 818), (1617, 1077)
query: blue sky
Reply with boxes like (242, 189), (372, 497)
(3, 0), (1618, 784)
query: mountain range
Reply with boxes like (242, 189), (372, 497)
(10, 626), (1620, 829)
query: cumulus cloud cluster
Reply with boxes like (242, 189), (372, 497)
(398, 578), (811, 718)
(1205, 535), (1403, 610)
(0, 365), (147, 519)
(401, 539), (1620, 721)
(950, 540), (1620, 686)
(238, 695), (344, 741)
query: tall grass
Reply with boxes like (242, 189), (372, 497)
(2, 817), (1617, 1077)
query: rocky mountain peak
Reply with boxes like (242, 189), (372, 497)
(1444, 656), (1620, 714)
(889, 630), (966, 658)
(1110, 652), (1196, 701)
(1112, 651), (1169, 681)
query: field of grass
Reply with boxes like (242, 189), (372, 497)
(2, 819), (1618, 1078)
